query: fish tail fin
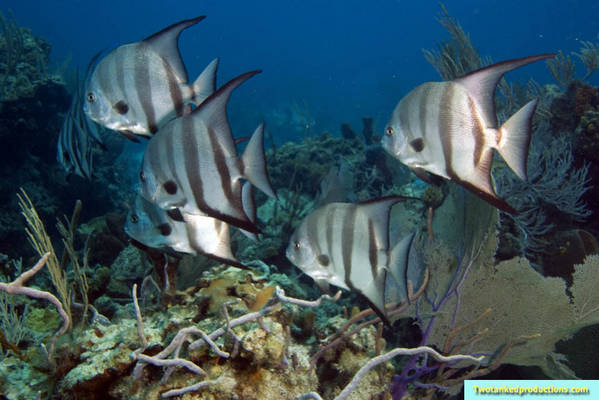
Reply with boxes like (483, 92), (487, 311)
(388, 232), (415, 303)
(191, 58), (219, 106)
(239, 182), (258, 241)
(497, 99), (537, 181)
(241, 122), (277, 199)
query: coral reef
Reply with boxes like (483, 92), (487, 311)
(0, 263), (394, 400)
(1, 6), (599, 400)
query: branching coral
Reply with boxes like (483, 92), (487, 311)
(422, 4), (488, 80)
(0, 253), (69, 360)
(0, 10), (25, 76)
(388, 184), (599, 398)
(495, 134), (592, 262)
(574, 35), (599, 81)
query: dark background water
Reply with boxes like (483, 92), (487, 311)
(4, 0), (599, 143)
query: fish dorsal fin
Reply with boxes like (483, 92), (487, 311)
(143, 16), (206, 83)
(454, 54), (555, 127)
(192, 70), (262, 154)
(357, 196), (408, 249)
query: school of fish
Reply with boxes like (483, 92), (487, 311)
(57, 15), (554, 320)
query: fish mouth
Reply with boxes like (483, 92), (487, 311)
(106, 120), (145, 134)
(308, 269), (332, 281)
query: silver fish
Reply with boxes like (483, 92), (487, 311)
(84, 16), (217, 139)
(138, 71), (276, 234)
(57, 72), (107, 179)
(125, 189), (256, 268)
(286, 197), (414, 322)
(382, 54), (555, 214)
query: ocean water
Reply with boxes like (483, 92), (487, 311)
(2, 1), (599, 399)
(7, 0), (599, 140)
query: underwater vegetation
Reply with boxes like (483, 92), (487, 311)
(1, 4), (599, 400)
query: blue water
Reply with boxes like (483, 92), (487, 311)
(6, 0), (599, 142)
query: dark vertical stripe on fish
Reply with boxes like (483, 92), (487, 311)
(342, 207), (357, 291)
(440, 84), (457, 179)
(367, 220), (378, 281)
(166, 116), (184, 193)
(135, 48), (158, 134)
(115, 52), (126, 102)
(182, 120), (208, 215)
(206, 126), (239, 212)
(96, 54), (116, 107)
(324, 206), (336, 265)
(418, 86), (430, 141)
(306, 208), (322, 257)
(399, 94), (412, 136)
(163, 58), (184, 117)
(469, 96), (485, 168)
(182, 123), (255, 232)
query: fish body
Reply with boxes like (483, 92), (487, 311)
(382, 54), (555, 213)
(286, 197), (414, 323)
(125, 194), (250, 268)
(84, 17), (217, 139)
(139, 71), (276, 234)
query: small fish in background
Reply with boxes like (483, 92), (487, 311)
(286, 196), (415, 323)
(139, 71), (276, 234)
(84, 16), (218, 140)
(125, 186), (257, 269)
(381, 54), (555, 214)
(57, 72), (107, 179)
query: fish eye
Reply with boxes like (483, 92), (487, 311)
(385, 126), (394, 137)
(164, 180), (178, 195)
(294, 241), (301, 249)
(139, 170), (146, 182)
(86, 92), (96, 103)
(130, 214), (139, 224)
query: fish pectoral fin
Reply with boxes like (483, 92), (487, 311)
(497, 99), (537, 181)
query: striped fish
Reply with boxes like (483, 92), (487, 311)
(139, 70), (276, 234)
(125, 187), (256, 268)
(286, 197), (414, 323)
(381, 54), (555, 214)
(83, 16), (217, 140)
(57, 72), (107, 179)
